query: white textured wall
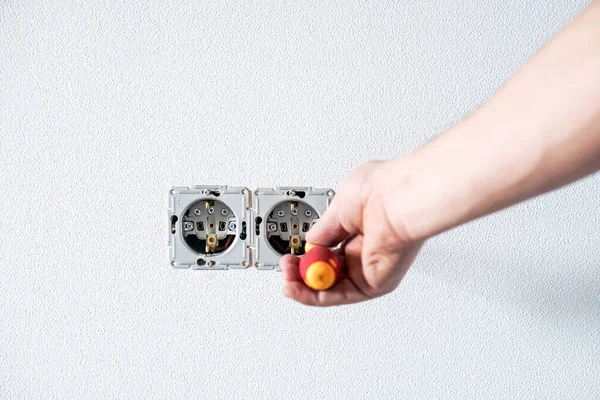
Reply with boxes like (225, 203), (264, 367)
(1, 1), (599, 399)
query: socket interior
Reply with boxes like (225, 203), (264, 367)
(181, 198), (237, 255)
(169, 186), (250, 270)
(253, 187), (334, 270)
(265, 200), (319, 257)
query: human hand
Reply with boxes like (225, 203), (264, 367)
(286, 0), (600, 306)
(281, 161), (425, 306)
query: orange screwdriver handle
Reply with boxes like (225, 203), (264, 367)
(299, 244), (341, 290)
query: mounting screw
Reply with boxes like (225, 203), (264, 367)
(267, 222), (277, 232)
(228, 221), (237, 231)
(194, 208), (202, 216)
(202, 189), (210, 195)
(277, 210), (285, 217)
(291, 209), (298, 216)
(221, 209), (229, 216)
(326, 190), (334, 196)
(305, 209), (312, 217)
(208, 207), (215, 215)
(205, 260), (214, 267)
(183, 221), (194, 231)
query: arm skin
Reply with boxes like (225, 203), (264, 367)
(385, 0), (600, 243)
(281, 1), (600, 306)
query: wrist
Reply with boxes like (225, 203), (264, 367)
(382, 121), (542, 242)
(379, 154), (462, 242)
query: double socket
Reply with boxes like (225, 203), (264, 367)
(168, 186), (334, 270)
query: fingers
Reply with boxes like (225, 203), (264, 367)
(305, 201), (350, 247)
(280, 253), (369, 306)
(280, 254), (301, 282)
(283, 279), (371, 307)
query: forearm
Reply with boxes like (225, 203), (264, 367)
(388, 1), (600, 241)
